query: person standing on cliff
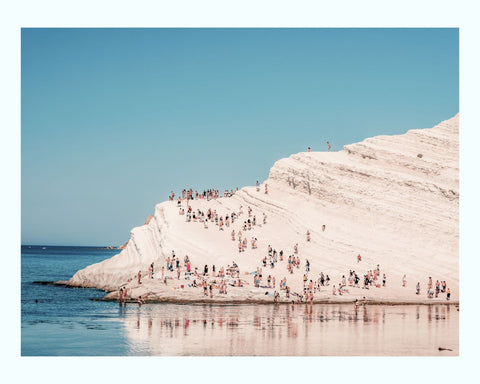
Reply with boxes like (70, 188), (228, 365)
(137, 270), (142, 284)
(149, 262), (154, 279)
(327, 141), (331, 151)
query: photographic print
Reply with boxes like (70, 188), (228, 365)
(21, 28), (459, 356)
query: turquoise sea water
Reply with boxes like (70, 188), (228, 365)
(21, 246), (129, 356)
(21, 246), (458, 356)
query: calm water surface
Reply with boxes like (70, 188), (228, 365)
(21, 246), (458, 356)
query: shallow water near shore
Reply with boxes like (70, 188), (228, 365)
(21, 246), (458, 356)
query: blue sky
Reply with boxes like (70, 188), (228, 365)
(21, 28), (458, 246)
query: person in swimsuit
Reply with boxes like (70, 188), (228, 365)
(274, 291), (279, 303)
(149, 262), (154, 278)
(327, 141), (331, 151)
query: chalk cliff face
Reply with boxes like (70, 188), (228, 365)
(68, 115), (459, 298)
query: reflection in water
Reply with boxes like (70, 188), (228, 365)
(121, 304), (458, 356)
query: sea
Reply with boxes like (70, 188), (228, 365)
(21, 245), (459, 356)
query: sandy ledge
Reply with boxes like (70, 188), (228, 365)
(60, 279), (458, 306)
(92, 296), (459, 306)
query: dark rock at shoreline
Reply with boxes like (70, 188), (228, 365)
(33, 281), (68, 286)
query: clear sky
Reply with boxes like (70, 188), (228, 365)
(21, 28), (458, 246)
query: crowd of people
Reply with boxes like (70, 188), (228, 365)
(416, 277), (451, 300)
(177, 194), (268, 258)
(331, 265), (386, 296)
(169, 188), (238, 202)
(118, 177), (454, 306)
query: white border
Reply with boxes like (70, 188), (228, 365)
(2, 1), (478, 383)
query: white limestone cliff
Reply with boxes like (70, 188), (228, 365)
(68, 115), (459, 302)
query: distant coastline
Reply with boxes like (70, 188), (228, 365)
(22, 245), (123, 249)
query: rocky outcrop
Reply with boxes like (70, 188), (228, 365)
(68, 115), (459, 301)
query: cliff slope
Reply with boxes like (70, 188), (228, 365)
(68, 115), (459, 302)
